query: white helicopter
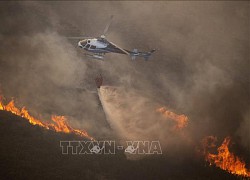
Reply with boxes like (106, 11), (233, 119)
(68, 15), (156, 60)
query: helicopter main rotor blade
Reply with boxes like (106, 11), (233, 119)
(102, 15), (114, 38)
(66, 36), (93, 39)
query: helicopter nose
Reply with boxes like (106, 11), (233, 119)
(78, 39), (87, 48)
(78, 41), (83, 48)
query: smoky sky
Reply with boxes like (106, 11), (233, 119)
(0, 1), (249, 153)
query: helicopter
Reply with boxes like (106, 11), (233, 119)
(68, 15), (156, 60)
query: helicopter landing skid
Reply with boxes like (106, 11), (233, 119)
(84, 53), (104, 60)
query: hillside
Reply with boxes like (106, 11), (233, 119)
(0, 110), (240, 180)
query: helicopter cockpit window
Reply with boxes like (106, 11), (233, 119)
(85, 44), (90, 48)
(90, 45), (96, 49)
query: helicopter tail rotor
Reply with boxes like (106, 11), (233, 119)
(130, 49), (156, 61)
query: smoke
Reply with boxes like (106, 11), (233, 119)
(237, 109), (250, 150)
(0, 2), (109, 137)
(0, 1), (249, 157)
(98, 86), (191, 145)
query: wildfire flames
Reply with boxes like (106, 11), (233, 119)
(202, 136), (250, 177)
(0, 96), (94, 140)
(156, 107), (188, 130)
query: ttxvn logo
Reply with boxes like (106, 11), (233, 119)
(60, 140), (162, 155)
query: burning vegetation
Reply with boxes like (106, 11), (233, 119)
(202, 136), (250, 177)
(156, 107), (188, 130)
(1, 93), (249, 178)
(0, 95), (94, 140)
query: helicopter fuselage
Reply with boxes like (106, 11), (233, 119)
(78, 38), (127, 55)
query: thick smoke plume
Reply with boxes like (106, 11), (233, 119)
(0, 1), (249, 158)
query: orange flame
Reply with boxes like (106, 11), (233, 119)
(0, 96), (94, 140)
(156, 107), (188, 130)
(203, 136), (250, 177)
